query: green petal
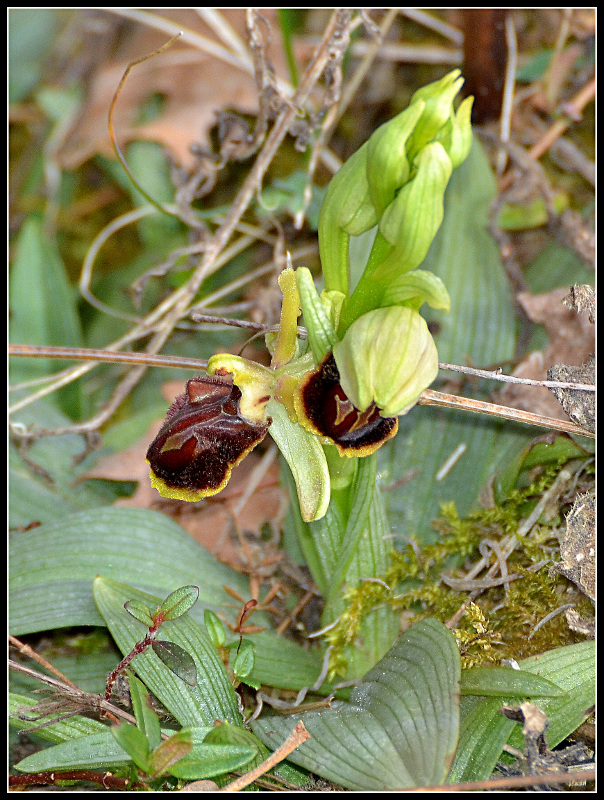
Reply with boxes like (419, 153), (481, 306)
(296, 267), (339, 363)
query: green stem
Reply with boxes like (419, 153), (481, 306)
(288, 445), (398, 676)
(325, 454), (377, 606)
(338, 231), (393, 334)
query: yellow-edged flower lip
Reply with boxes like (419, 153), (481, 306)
(146, 374), (269, 501)
(295, 353), (398, 458)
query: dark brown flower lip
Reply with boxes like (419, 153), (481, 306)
(147, 374), (269, 501)
(295, 353), (398, 457)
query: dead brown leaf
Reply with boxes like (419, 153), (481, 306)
(496, 286), (595, 420)
(556, 492), (595, 603)
(58, 9), (290, 171)
(547, 357), (595, 432)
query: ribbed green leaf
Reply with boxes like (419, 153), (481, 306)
(9, 404), (123, 529)
(449, 640), (595, 783)
(14, 730), (132, 772)
(205, 719), (310, 787)
(8, 506), (325, 692)
(461, 666), (566, 698)
(291, 455), (399, 677)
(253, 619), (461, 790)
(325, 454), (376, 604)
(9, 507), (252, 633)
(129, 672), (162, 751)
(10, 646), (119, 697)
(93, 576), (241, 728)
(506, 641), (595, 751)
(448, 694), (515, 784)
(168, 744), (256, 780)
(9, 215), (83, 416)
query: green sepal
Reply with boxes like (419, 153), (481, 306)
(333, 306), (439, 416)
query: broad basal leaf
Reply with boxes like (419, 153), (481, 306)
(252, 618), (461, 790)
(449, 640), (595, 783)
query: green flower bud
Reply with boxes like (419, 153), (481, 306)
(366, 100), (424, 216)
(333, 306), (439, 417)
(436, 95), (474, 169)
(406, 69), (464, 161)
(376, 142), (452, 279)
(319, 144), (379, 294)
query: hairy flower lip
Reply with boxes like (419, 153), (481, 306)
(146, 374), (269, 502)
(295, 353), (398, 458)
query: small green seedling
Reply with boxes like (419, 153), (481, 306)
(105, 585), (200, 702)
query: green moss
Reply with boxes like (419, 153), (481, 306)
(324, 459), (591, 675)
